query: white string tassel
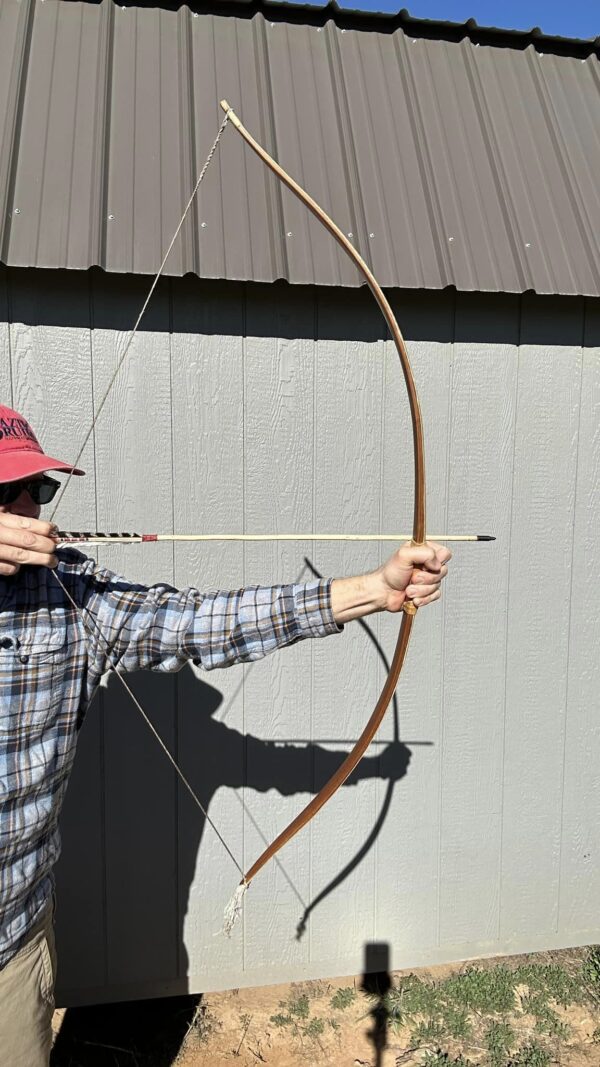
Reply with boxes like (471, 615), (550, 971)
(222, 881), (249, 937)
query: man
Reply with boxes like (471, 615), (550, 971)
(0, 403), (450, 1065)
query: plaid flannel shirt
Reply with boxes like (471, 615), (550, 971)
(0, 548), (339, 968)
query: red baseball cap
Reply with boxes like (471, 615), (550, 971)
(0, 405), (85, 483)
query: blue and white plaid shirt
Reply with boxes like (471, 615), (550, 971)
(0, 549), (339, 968)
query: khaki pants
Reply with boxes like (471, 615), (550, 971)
(0, 906), (56, 1067)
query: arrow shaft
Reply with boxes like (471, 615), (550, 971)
(56, 532), (494, 545)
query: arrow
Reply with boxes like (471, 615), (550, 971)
(56, 531), (495, 545)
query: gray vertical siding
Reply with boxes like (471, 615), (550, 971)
(0, 267), (597, 1004)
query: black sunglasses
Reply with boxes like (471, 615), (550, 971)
(0, 474), (61, 506)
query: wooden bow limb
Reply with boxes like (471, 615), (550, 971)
(219, 100), (428, 934)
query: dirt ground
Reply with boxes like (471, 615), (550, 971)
(51, 947), (600, 1067)
(174, 950), (600, 1067)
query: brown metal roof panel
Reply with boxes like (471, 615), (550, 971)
(214, 15), (301, 284)
(472, 46), (600, 296)
(200, 15), (368, 287)
(106, 6), (191, 276)
(329, 29), (521, 292)
(333, 28), (448, 291)
(1, 2), (599, 296)
(265, 19), (370, 286)
(5, 3), (106, 270)
(0, 0), (35, 263)
(409, 37), (532, 292)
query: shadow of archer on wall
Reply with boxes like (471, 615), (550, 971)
(55, 664), (412, 998)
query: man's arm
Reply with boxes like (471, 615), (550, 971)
(70, 542), (448, 677)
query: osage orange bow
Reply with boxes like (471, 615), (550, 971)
(218, 102), (427, 933)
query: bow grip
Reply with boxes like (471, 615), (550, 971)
(402, 536), (424, 615)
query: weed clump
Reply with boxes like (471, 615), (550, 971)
(384, 946), (600, 1067)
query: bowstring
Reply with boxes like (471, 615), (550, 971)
(47, 112), (249, 881)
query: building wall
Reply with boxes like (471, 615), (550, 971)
(0, 266), (598, 1005)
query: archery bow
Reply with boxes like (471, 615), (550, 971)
(219, 101), (428, 933)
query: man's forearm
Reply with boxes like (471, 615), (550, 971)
(330, 571), (388, 624)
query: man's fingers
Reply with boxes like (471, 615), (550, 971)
(406, 579), (442, 598)
(0, 520), (58, 568)
(0, 513), (57, 537)
(398, 541), (452, 573)
(423, 541), (452, 569)
(0, 534), (58, 559)
(412, 589), (441, 608)
(0, 562), (20, 576)
(402, 543), (450, 609)
(408, 564), (448, 590)
(427, 542), (450, 567)
(0, 527), (58, 554)
(0, 542), (57, 568)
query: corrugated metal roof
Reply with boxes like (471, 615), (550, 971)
(188, 0), (600, 55)
(1, 0), (599, 296)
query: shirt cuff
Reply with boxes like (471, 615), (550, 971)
(292, 578), (343, 637)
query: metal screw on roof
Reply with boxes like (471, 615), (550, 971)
(108, 214), (115, 221)
(448, 236), (455, 242)
(13, 208), (20, 215)
(348, 232), (354, 239)
(286, 232), (293, 237)
(369, 233), (375, 239)
(201, 222), (207, 228)
(525, 242), (531, 248)
(341, 29), (346, 33)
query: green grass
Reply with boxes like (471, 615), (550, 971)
(583, 945), (600, 996)
(269, 985), (362, 1047)
(329, 986), (357, 1011)
(484, 1020), (515, 1066)
(422, 1051), (475, 1066)
(383, 945), (600, 1067)
(509, 1041), (552, 1066)
(269, 992), (327, 1047)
